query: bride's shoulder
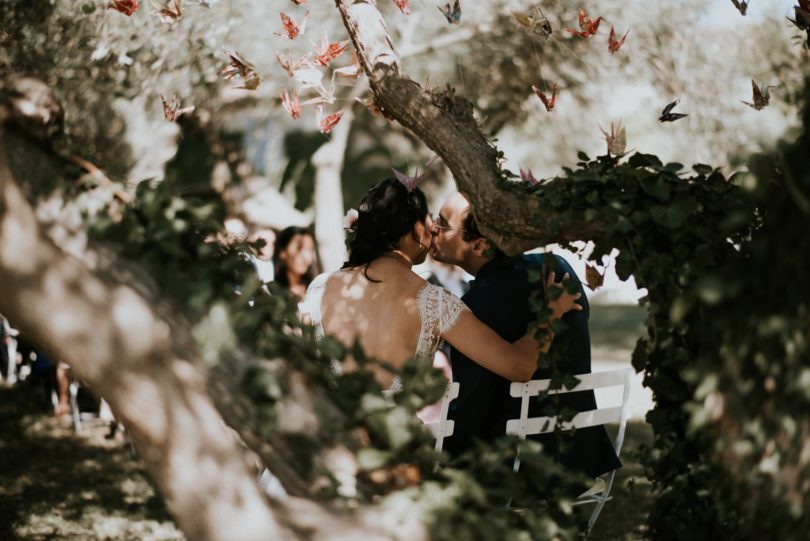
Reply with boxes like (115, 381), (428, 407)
(417, 280), (461, 304)
(309, 272), (332, 288)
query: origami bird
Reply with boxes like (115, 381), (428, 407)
(741, 79), (775, 110)
(658, 99), (688, 122)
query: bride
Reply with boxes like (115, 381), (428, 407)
(300, 177), (581, 390)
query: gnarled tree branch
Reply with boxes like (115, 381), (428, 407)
(0, 116), (415, 540)
(335, 0), (603, 253)
(0, 127), (291, 541)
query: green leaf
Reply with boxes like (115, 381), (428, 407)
(562, 373), (581, 390)
(692, 244), (715, 269)
(628, 153), (663, 168)
(615, 251), (634, 281)
(585, 190), (600, 205)
(668, 194), (698, 228)
(641, 177), (672, 202)
(550, 318), (568, 335)
(695, 276), (724, 305)
(384, 406), (414, 449)
(631, 344), (648, 371)
(559, 405), (578, 422)
(649, 204), (670, 226)
(577, 151), (590, 162)
(692, 163), (713, 175)
(615, 215), (634, 233)
(527, 266), (544, 284)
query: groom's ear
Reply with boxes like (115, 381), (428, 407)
(471, 237), (490, 256)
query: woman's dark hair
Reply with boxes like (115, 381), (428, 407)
(273, 226), (317, 288)
(342, 177), (429, 278)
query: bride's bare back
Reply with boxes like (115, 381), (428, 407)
(319, 257), (427, 386)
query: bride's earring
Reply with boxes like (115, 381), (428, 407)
(417, 233), (428, 254)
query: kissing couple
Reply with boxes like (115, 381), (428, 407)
(301, 176), (620, 476)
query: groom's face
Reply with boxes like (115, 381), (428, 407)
(430, 193), (473, 266)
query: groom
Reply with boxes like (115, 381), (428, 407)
(431, 193), (620, 478)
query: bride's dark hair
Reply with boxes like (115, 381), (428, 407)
(343, 177), (429, 276)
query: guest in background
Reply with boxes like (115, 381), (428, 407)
(273, 226), (317, 301)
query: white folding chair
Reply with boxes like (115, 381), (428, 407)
(505, 367), (634, 535)
(1, 320), (19, 385)
(424, 381), (460, 452)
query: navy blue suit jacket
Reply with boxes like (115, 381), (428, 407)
(445, 253), (621, 478)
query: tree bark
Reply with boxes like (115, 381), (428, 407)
(0, 126), (417, 541)
(0, 128), (297, 540)
(334, 0), (602, 254)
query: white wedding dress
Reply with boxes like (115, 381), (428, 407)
(300, 272), (469, 390)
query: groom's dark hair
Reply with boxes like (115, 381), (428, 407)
(342, 177), (429, 279)
(462, 209), (505, 258)
(461, 211), (484, 243)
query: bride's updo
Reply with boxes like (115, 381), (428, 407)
(343, 177), (429, 270)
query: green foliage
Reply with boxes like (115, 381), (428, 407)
(508, 78), (808, 538)
(662, 79), (810, 540)
(547, 157), (752, 537)
(83, 77), (810, 538)
(0, 2), (132, 175)
(459, 2), (595, 135)
(89, 179), (240, 314)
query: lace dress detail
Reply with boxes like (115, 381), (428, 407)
(300, 273), (330, 340)
(415, 283), (470, 359)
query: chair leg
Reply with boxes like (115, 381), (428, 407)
(6, 342), (18, 385)
(585, 498), (607, 535)
(584, 469), (617, 534)
(69, 380), (82, 432)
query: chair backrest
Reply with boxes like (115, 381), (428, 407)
(505, 367), (634, 459)
(425, 381), (460, 452)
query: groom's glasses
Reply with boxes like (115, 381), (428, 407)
(433, 214), (466, 233)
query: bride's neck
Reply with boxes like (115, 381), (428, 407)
(388, 249), (413, 267)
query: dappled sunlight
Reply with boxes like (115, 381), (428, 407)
(0, 387), (184, 541)
(320, 267), (424, 385)
(111, 287), (170, 365)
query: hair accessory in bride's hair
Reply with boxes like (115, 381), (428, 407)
(392, 167), (429, 192)
(342, 208), (359, 230)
